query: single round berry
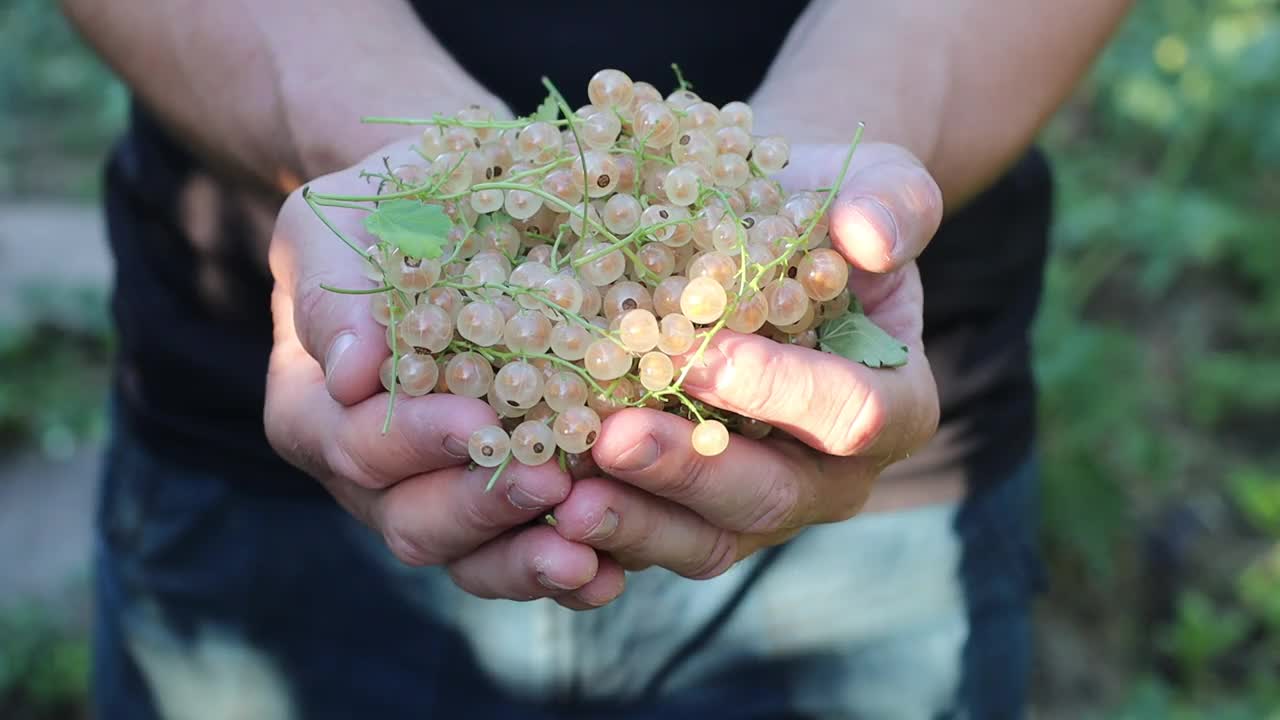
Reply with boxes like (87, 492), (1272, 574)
(469, 425), (511, 467)
(691, 419), (730, 457)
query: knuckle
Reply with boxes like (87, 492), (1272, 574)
(382, 520), (437, 568)
(905, 164), (945, 225)
(828, 385), (887, 457)
(684, 530), (738, 580)
(445, 565), (499, 600)
(822, 477), (875, 524)
(292, 280), (334, 352)
(323, 437), (387, 490)
(657, 454), (713, 506)
(455, 482), (510, 534)
(739, 472), (801, 534)
(739, 345), (799, 420)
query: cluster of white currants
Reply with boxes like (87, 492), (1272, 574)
(311, 68), (860, 483)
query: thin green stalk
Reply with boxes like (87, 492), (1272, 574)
(320, 283), (392, 295)
(361, 114), (569, 129)
(304, 190), (369, 260)
(484, 454), (512, 493)
(383, 307), (401, 435)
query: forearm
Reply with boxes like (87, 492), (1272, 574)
(62, 0), (502, 194)
(751, 0), (1131, 209)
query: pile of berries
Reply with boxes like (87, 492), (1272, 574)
(307, 68), (865, 484)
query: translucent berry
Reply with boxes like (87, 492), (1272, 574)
(445, 352), (495, 398)
(584, 339), (632, 380)
(652, 276), (690, 317)
(638, 352), (675, 391)
(549, 322), (592, 361)
(544, 370), (589, 412)
(619, 308), (660, 352)
(691, 419), (730, 457)
(494, 361), (545, 410)
(469, 425), (511, 467)
(680, 276), (728, 324)
(797, 248), (850, 302)
(657, 313), (697, 355)
(511, 421), (556, 465)
(765, 278), (811, 327)
(456, 302), (505, 347)
(503, 310), (554, 355)
(399, 303), (453, 353)
(553, 406), (602, 453)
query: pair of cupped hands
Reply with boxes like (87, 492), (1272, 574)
(264, 123), (943, 610)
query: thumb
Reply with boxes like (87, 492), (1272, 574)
(827, 144), (943, 274)
(269, 188), (389, 406)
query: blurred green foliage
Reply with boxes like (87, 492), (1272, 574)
(0, 0), (128, 197)
(1035, 0), (1280, 715)
(0, 287), (111, 454)
(0, 604), (92, 720)
(1, 0), (1279, 717)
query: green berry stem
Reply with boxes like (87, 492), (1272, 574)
(798, 123), (865, 245)
(384, 298), (402, 435)
(570, 216), (695, 269)
(360, 114), (569, 129)
(700, 185), (752, 296)
(311, 197), (375, 212)
(310, 152), (470, 204)
(672, 316), (728, 392)
(304, 189), (370, 260)
(319, 283), (393, 295)
(539, 77), (593, 231)
(484, 453), (512, 493)
(670, 63), (693, 92)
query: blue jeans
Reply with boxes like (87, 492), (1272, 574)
(91, 415), (1043, 719)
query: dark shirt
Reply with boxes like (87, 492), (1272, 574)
(102, 0), (1050, 496)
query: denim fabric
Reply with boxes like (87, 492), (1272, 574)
(92, 417), (1041, 720)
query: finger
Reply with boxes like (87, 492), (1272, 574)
(675, 329), (938, 459)
(554, 555), (626, 610)
(594, 409), (879, 531)
(375, 460), (571, 567)
(268, 144), (424, 406)
(828, 152), (942, 273)
(552, 477), (740, 579)
(446, 525), (599, 601)
(266, 282), (500, 491)
(778, 143), (943, 274)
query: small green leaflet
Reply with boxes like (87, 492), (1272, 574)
(532, 92), (560, 123)
(362, 200), (451, 259)
(817, 308), (909, 369)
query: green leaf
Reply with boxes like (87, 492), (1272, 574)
(533, 92), (560, 123)
(817, 308), (909, 369)
(362, 200), (451, 259)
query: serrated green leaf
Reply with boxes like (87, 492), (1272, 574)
(533, 93), (560, 123)
(817, 308), (909, 369)
(362, 200), (451, 259)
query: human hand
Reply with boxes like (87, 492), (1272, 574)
(550, 141), (943, 578)
(264, 139), (625, 608)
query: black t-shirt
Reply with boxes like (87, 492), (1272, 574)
(102, 0), (1050, 496)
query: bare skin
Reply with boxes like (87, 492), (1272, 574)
(65, 0), (1131, 604)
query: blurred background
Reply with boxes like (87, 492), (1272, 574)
(1, 0), (1277, 717)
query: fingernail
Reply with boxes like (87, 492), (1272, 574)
(506, 478), (549, 511)
(324, 333), (357, 388)
(608, 436), (659, 472)
(849, 196), (900, 263)
(537, 573), (576, 591)
(442, 435), (469, 460)
(583, 509), (619, 542)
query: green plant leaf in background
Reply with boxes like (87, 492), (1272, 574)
(361, 200), (451, 259)
(817, 308), (908, 369)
